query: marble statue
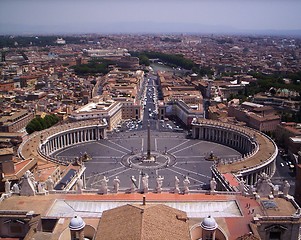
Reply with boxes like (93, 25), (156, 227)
(24, 170), (36, 185)
(37, 182), (46, 194)
(255, 172), (274, 198)
(46, 176), (54, 191)
(210, 178), (217, 192)
(12, 183), (20, 194)
(238, 178), (246, 195)
(113, 176), (120, 193)
(76, 178), (84, 194)
(100, 176), (109, 194)
(273, 185), (280, 197)
(282, 180), (290, 196)
(5, 179), (11, 194)
(174, 176), (180, 194)
(156, 175), (164, 193)
(248, 185), (255, 196)
(130, 176), (137, 193)
(183, 176), (190, 194)
(24, 170), (31, 178)
(20, 170), (36, 196)
(142, 174), (149, 193)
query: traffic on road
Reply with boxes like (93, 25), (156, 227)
(112, 73), (186, 134)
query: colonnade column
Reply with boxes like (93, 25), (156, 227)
(103, 128), (107, 139)
(192, 127), (195, 139)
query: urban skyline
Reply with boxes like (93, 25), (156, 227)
(1, 11), (301, 238)
(1, 0), (301, 35)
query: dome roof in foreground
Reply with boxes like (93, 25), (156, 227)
(201, 215), (218, 231)
(69, 215), (86, 231)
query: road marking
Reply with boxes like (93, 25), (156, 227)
(107, 139), (131, 152)
(171, 141), (205, 154)
(176, 156), (206, 159)
(173, 165), (211, 179)
(86, 166), (126, 181)
(85, 161), (116, 164)
(165, 167), (205, 184)
(106, 168), (132, 179)
(54, 155), (77, 159)
(138, 171), (142, 189)
(91, 156), (121, 159)
(176, 161), (205, 163)
(53, 142), (92, 155)
(95, 142), (127, 154)
(168, 139), (190, 151)
(141, 138), (144, 152)
(215, 154), (241, 159)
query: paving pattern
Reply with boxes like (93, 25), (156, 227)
(54, 130), (241, 192)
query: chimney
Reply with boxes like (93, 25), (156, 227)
(143, 195), (146, 205)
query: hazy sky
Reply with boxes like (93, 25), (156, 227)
(1, 0), (301, 35)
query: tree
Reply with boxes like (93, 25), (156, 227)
(26, 114), (60, 134)
(138, 54), (150, 66)
(71, 59), (112, 75)
(131, 51), (195, 70)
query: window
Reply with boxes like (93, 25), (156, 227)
(10, 224), (23, 234)
(269, 231), (281, 240)
(204, 232), (214, 240)
(41, 218), (58, 232)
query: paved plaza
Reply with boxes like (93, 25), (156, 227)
(54, 130), (241, 192)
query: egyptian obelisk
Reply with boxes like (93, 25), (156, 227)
(147, 121), (151, 159)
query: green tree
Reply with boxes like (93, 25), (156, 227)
(138, 54), (150, 66)
(131, 51), (195, 70)
(26, 114), (60, 134)
(71, 59), (111, 75)
(31, 118), (43, 131)
(25, 122), (37, 134)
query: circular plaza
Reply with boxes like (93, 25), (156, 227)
(18, 119), (278, 192)
(53, 130), (241, 191)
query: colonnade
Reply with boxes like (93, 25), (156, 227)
(241, 161), (276, 185)
(192, 120), (278, 187)
(211, 158), (276, 190)
(40, 126), (106, 156)
(192, 124), (256, 154)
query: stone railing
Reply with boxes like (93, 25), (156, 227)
(254, 215), (301, 222)
(48, 188), (241, 195)
(211, 165), (237, 192)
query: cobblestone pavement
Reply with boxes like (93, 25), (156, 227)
(54, 130), (241, 192)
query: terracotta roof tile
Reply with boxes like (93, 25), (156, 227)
(95, 204), (190, 240)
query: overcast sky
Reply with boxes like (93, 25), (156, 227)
(1, 0), (301, 35)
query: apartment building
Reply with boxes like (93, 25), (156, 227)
(69, 99), (123, 131)
(0, 110), (34, 133)
(228, 101), (281, 132)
